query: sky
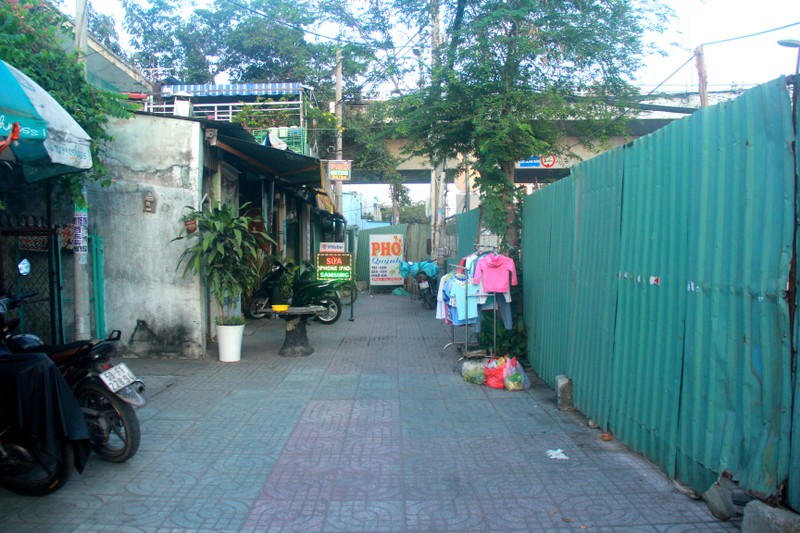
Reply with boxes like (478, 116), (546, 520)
(58, 0), (800, 206)
(60, 0), (800, 91)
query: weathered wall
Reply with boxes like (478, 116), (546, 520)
(88, 115), (206, 358)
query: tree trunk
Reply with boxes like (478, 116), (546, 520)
(500, 161), (519, 248)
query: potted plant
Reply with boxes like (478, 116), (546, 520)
(174, 201), (274, 361)
(179, 207), (199, 234)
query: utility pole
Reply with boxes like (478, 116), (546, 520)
(334, 48), (343, 215)
(695, 45), (709, 108)
(73, 0), (91, 340)
(429, 0), (446, 264)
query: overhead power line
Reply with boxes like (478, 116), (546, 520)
(701, 21), (800, 47)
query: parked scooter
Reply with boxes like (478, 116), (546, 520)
(403, 261), (439, 310)
(416, 270), (437, 309)
(245, 260), (344, 324)
(0, 350), (90, 495)
(245, 260), (288, 319)
(292, 262), (344, 324)
(0, 260), (145, 463)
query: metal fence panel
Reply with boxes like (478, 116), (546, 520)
(791, 79), (800, 512)
(522, 78), (796, 500)
(611, 114), (694, 477)
(405, 224), (431, 263)
(523, 178), (575, 387)
(456, 208), (481, 260)
(675, 79), (794, 495)
(566, 150), (624, 430)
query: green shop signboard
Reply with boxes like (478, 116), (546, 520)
(316, 253), (352, 281)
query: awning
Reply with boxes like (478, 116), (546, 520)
(0, 61), (92, 181)
(216, 135), (322, 187)
(161, 82), (303, 98)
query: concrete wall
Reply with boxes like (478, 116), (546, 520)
(88, 115), (206, 358)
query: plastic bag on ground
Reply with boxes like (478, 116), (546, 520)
(484, 356), (507, 389)
(461, 359), (487, 385)
(503, 357), (530, 390)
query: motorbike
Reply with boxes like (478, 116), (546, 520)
(245, 260), (344, 324)
(0, 350), (90, 495)
(292, 262), (345, 324)
(416, 268), (438, 309)
(245, 260), (288, 319)
(403, 261), (439, 310)
(0, 260), (145, 464)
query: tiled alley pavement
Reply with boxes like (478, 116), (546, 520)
(0, 292), (739, 532)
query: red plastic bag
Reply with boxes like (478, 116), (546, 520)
(484, 356), (507, 389)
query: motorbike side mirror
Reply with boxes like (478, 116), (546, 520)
(17, 259), (30, 276)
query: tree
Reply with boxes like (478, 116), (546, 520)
(343, 100), (409, 224)
(0, 0), (134, 204)
(119, 0), (422, 204)
(381, 201), (427, 225)
(392, 0), (671, 248)
(88, 5), (125, 57)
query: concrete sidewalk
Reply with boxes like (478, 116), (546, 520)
(0, 292), (739, 532)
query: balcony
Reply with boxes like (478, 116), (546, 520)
(142, 82), (316, 156)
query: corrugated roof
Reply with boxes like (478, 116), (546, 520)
(161, 82), (303, 98)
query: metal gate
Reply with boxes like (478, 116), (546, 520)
(0, 221), (62, 344)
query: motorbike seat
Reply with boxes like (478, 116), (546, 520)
(37, 341), (95, 365)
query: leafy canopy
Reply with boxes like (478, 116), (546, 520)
(391, 0), (671, 246)
(0, 0), (134, 204)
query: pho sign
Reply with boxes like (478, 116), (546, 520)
(316, 253), (352, 281)
(328, 160), (352, 181)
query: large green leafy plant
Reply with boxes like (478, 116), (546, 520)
(175, 202), (274, 325)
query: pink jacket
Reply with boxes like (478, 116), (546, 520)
(472, 253), (517, 293)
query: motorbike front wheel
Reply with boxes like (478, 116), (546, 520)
(76, 379), (140, 463)
(336, 281), (359, 306)
(0, 433), (74, 496)
(245, 295), (270, 319)
(315, 296), (342, 325)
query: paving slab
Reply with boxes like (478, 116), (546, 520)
(0, 292), (740, 532)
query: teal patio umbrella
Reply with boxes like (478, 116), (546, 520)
(0, 60), (92, 181)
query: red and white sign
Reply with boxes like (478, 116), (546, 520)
(320, 242), (345, 253)
(369, 234), (404, 286)
(541, 154), (557, 168)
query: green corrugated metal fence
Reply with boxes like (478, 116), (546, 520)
(791, 84), (800, 512)
(354, 223), (430, 283)
(522, 77), (797, 505)
(455, 208), (481, 260)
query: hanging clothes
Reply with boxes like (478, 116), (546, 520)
(471, 252), (518, 293)
(470, 252), (517, 331)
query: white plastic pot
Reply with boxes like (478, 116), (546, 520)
(216, 324), (245, 362)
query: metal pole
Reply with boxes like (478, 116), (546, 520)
(73, 0), (91, 340)
(75, 0), (88, 74)
(334, 48), (343, 215)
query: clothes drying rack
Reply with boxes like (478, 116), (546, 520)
(441, 244), (499, 370)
